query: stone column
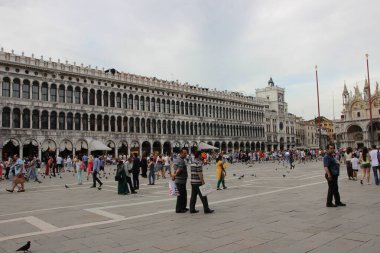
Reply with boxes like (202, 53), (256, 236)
(19, 144), (23, 158)
(38, 146), (42, 161)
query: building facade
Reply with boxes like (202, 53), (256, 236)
(256, 78), (297, 151)
(0, 49), (267, 161)
(335, 81), (380, 149)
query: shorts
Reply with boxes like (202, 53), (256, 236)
(361, 163), (371, 169)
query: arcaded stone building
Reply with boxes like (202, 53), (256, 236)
(0, 49), (266, 160)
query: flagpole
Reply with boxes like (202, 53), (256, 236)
(315, 65), (322, 149)
(366, 54), (374, 146)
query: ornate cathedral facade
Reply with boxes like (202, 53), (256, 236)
(335, 80), (380, 149)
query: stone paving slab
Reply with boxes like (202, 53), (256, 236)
(0, 161), (380, 252)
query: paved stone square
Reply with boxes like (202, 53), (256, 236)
(0, 161), (379, 252)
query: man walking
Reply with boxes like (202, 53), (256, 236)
(189, 151), (214, 214)
(369, 145), (379, 185)
(323, 144), (346, 207)
(132, 153), (140, 190)
(172, 148), (189, 213)
(91, 155), (103, 190)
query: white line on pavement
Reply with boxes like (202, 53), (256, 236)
(0, 180), (325, 242)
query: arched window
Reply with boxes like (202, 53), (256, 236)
(122, 94), (127, 109)
(74, 87), (81, 104)
(180, 102), (184, 114)
(110, 116), (115, 132)
(134, 95), (139, 110)
(152, 119), (156, 133)
(90, 89), (95, 105)
(157, 120), (161, 134)
(22, 109), (30, 128)
(83, 114), (88, 131)
(161, 99), (165, 113)
(117, 116), (122, 132)
(128, 94), (133, 109)
(96, 90), (102, 106)
(2, 77), (10, 97)
(185, 102), (188, 115)
(168, 120), (171, 134)
(129, 117), (134, 132)
(147, 119), (151, 133)
(171, 101), (175, 114)
(59, 85), (65, 102)
(141, 118), (145, 133)
(50, 84), (57, 102)
(116, 93), (121, 108)
(50, 111), (57, 130)
(13, 108), (21, 128)
(163, 120), (166, 134)
(110, 92), (115, 107)
(41, 111), (48, 129)
(97, 115), (102, 131)
(67, 112), (73, 130)
(140, 96), (145, 111)
(66, 86), (73, 103)
(59, 112), (65, 130)
(156, 98), (160, 112)
(12, 78), (20, 98)
(32, 110), (40, 129)
(74, 113), (81, 130)
(151, 98), (155, 112)
(90, 114), (95, 131)
(42, 82), (49, 101)
(146, 97), (150, 111)
(82, 88), (88, 105)
(2, 107), (10, 127)
(103, 115), (109, 131)
(135, 117), (140, 133)
(123, 116), (128, 132)
(103, 91), (109, 107)
(22, 79), (30, 99)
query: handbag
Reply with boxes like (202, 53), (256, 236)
(168, 180), (179, 196)
(199, 182), (213, 196)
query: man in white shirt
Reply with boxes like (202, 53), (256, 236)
(369, 145), (380, 185)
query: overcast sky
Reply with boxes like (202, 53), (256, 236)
(0, 0), (378, 120)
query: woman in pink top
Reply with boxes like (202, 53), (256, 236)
(87, 155), (94, 181)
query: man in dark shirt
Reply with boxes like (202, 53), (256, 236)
(132, 153), (141, 190)
(189, 151), (214, 214)
(172, 148), (189, 213)
(323, 144), (346, 207)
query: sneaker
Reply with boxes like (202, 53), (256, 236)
(326, 203), (337, 207)
(223, 186), (227, 189)
(336, 202), (346, 206)
(204, 209), (215, 214)
(17, 189), (25, 192)
(6, 189), (14, 193)
(217, 188), (222, 190)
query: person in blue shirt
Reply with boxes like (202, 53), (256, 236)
(91, 155), (103, 190)
(323, 144), (346, 207)
(6, 154), (26, 192)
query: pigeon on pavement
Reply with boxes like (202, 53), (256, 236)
(16, 241), (30, 252)
(65, 184), (69, 189)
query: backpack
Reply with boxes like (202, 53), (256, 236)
(115, 167), (122, 181)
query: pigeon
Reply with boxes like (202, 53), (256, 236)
(16, 241), (30, 252)
(238, 177), (242, 180)
(248, 165), (253, 168)
(49, 175), (52, 179)
(233, 173), (236, 177)
(105, 176), (108, 179)
(60, 176), (62, 179)
(241, 174), (244, 178)
(65, 184), (69, 189)
(275, 168), (277, 171)
(283, 174), (286, 178)
(251, 174), (255, 177)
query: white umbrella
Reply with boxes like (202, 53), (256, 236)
(87, 139), (112, 151)
(198, 142), (219, 150)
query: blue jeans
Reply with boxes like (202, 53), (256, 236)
(372, 166), (379, 185)
(148, 170), (155, 184)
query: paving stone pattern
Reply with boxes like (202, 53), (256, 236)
(0, 160), (379, 252)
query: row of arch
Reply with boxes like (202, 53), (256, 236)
(1, 107), (265, 137)
(1, 77), (264, 122)
(2, 138), (266, 160)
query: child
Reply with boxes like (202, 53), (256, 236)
(351, 153), (359, 181)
